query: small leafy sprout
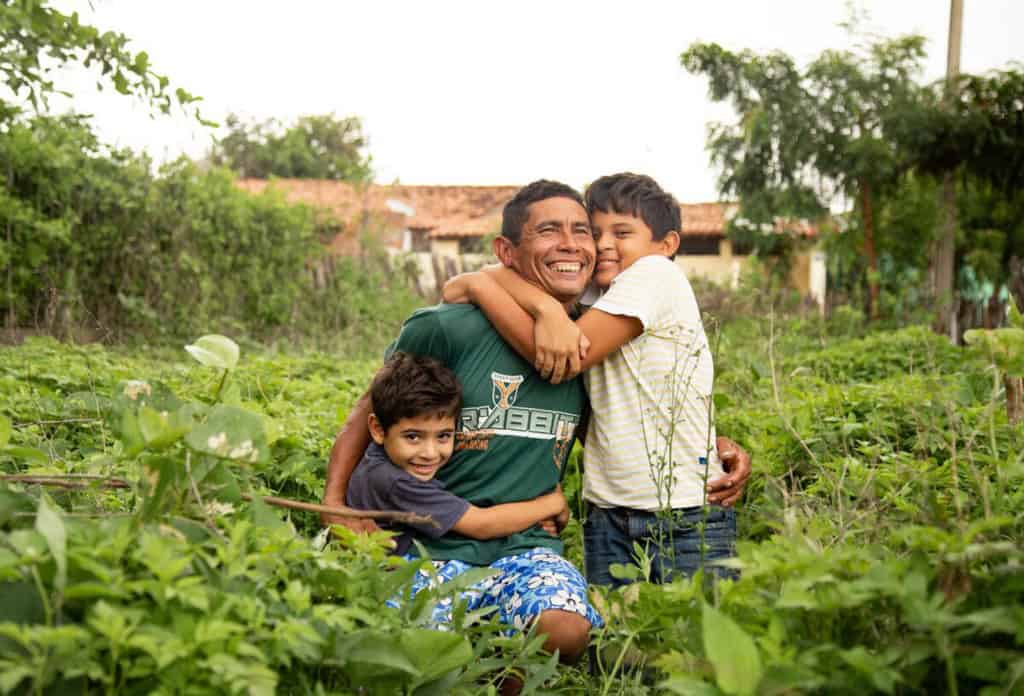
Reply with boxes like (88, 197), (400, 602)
(184, 334), (240, 370)
(185, 334), (240, 401)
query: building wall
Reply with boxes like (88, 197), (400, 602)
(676, 239), (744, 288)
(405, 237), (825, 309)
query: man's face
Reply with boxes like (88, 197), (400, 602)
(498, 197), (595, 304)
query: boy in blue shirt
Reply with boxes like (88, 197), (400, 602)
(346, 351), (569, 556)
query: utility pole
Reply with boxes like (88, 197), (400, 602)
(933, 0), (963, 341)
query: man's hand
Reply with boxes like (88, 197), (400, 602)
(538, 484), (571, 536)
(534, 304), (583, 384)
(319, 499), (381, 535)
(706, 436), (751, 507)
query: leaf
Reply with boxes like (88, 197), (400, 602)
(0, 415), (10, 448)
(400, 628), (473, 683)
(35, 495), (67, 592)
(3, 446), (49, 464)
(703, 603), (762, 696)
(660, 675), (723, 696)
(185, 404), (268, 464)
(185, 334), (239, 370)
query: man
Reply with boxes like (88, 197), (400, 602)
(321, 180), (751, 663)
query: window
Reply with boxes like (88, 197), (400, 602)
(678, 235), (721, 256)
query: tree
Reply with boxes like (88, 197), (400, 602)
(912, 67), (1024, 327)
(208, 113), (372, 182)
(0, 0), (201, 117)
(681, 35), (929, 318)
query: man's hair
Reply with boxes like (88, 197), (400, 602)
(370, 352), (462, 432)
(585, 173), (682, 259)
(501, 179), (584, 244)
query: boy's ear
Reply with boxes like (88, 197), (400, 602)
(367, 413), (387, 445)
(492, 235), (516, 268)
(661, 231), (681, 258)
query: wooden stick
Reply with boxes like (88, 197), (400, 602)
(1, 475), (439, 529)
(1, 475), (130, 489)
(241, 494), (439, 528)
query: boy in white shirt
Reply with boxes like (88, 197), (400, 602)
(443, 172), (736, 587)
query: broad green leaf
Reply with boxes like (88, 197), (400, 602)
(400, 628), (473, 682)
(660, 675), (723, 696)
(35, 495), (67, 592)
(185, 334), (239, 370)
(703, 603), (762, 696)
(185, 404), (268, 464)
(0, 415), (10, 448)
(0, 665), (32, 694)
(3, 446), (49, 464)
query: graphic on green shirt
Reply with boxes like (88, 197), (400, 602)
(389, 303), (586, 565)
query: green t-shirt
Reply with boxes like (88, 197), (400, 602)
(388, 304), (586, 565)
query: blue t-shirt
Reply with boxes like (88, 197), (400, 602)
(346, 443), (470, 555)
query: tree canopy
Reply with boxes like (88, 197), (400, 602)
(207, 113), (373, 182)
(681, 35), (929, 318)
(0, 0), (202, 119)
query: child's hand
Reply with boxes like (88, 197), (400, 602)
(534, 307), (582, 384)
(441, 273), (475, 304)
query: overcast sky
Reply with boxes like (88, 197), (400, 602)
(41, 0), (1023, 202)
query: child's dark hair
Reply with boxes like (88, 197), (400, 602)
(370, 352), (462, 432)
(501, 179), (584, 244)
(585, 173), (682, 259)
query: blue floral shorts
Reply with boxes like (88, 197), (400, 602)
(391, 547), (603, 631)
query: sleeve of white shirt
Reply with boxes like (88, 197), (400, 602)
(590, 255), (676, 329)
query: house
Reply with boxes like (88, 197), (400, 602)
(676, 202), (823, 300)
(235, 179), (825, 307)
(234, 179), (516, 257)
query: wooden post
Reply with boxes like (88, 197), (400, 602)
(933, 0), (964, 341)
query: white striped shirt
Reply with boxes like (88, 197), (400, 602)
(583, 255), (722, 510)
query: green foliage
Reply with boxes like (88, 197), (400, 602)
(4, 314), (1024, 693)
(0, 0), (202, 118)
(681, 33), (930, 317)
(0, 337), (555, 694)
(0, 113), (419, 352)
(208, 112), (373, 182)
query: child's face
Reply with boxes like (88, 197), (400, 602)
(370, 413), (456, 481)
(590, 210), (679, 289)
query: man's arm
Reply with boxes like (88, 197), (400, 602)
(452, 486), (567, 540)
(321, 391), (378, 533)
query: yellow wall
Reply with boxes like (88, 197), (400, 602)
(430, 239), (459, 259)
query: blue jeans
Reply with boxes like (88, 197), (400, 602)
(583, 503), (737, 588)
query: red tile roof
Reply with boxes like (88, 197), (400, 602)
(235, 181), (816, 252)
(235, 179), (518, 250)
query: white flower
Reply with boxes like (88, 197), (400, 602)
(123, 380), (152, 400)
(204, 501), (235, 516)
(207, 432), (229, 455)
(228, 439), (254, 460)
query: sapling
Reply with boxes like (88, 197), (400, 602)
(964, 298), (1024, 424)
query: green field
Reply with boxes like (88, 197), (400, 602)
(2, 315), (1022, 694)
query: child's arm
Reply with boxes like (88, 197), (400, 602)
(445, 267), (643, 382)
(451, 486), (567, 540)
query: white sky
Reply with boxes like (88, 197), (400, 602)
(39, 0), (1024, 202)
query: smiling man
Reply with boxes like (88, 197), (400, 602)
(321, 180), (750, 667)
(323, 181), (603, 665)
